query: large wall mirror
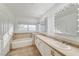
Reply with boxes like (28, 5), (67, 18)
(55, 4), (78, 37)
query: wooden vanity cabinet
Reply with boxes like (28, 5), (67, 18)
(35, 37), (63, 56)
(35, 38), (52, 56)
(53, 50), (64, 56)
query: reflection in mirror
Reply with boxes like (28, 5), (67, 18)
(55, 3), (78, 37)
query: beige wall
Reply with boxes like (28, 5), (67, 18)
(0, 4), (15, 56)
(39, 4), (70, 34)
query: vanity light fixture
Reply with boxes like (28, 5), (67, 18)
(78, 14), (79, 16)
(77, 8), (79, 10)
(77, 19), (79, 21)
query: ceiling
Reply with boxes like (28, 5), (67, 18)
(4, 3), (55, 18)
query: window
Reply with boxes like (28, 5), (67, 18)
(28, 25), (36, 31)
(17, 24), (36, 32)
(18, 24), (28, 31)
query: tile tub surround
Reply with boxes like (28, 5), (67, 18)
(13, 33), (32, 39)
(11, 38), (34, 49)
(11, 33), (34, 49)
(7, 33), (41, 56)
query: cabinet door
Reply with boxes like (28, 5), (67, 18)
(54, 50), (63, 56)
(35, 38), (63, 56)
(36, 39), (52, 56)
(35, 38), (39, 48)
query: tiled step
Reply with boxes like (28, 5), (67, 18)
(11, 38), (33, 49)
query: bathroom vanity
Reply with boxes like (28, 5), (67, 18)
(32, 33), (79, 56)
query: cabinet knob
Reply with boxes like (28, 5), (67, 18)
(51, 50), (54, 56)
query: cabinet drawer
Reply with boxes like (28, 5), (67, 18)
(35, 39), (52, 56)
(35, 37), (64, 56)
(51, 49), (63, 56)
(54, 50), (62, 56)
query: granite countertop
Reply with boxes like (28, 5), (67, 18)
(36, 34), (79, 56)
(38, 32), (79, 47)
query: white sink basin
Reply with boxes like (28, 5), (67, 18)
(52, 40), (71, 50)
